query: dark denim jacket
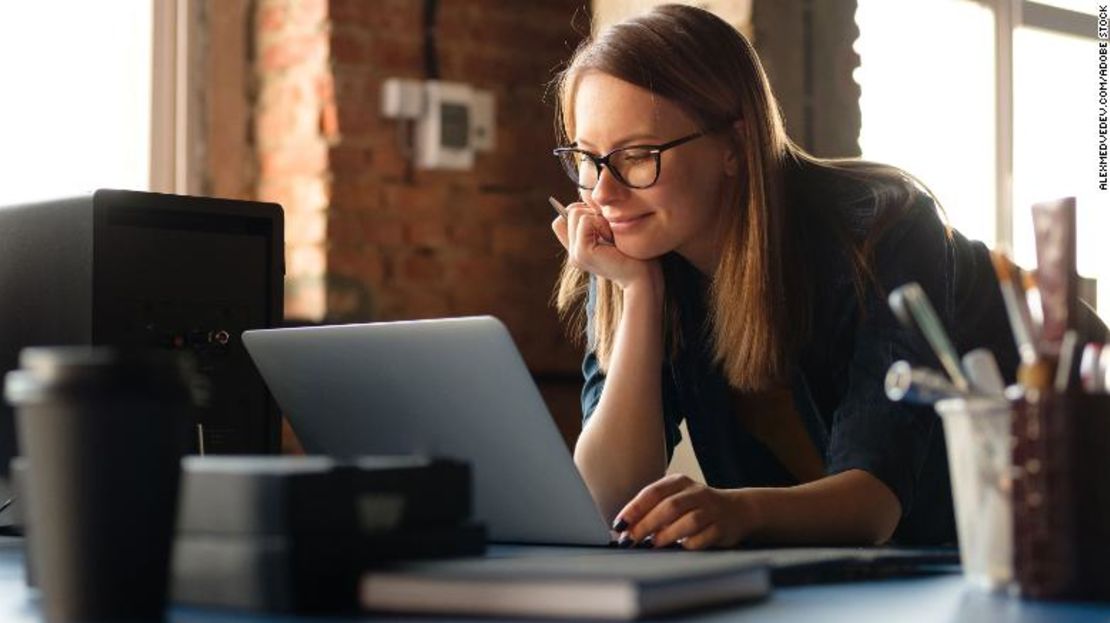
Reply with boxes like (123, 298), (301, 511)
(579, 167), (1025, 545)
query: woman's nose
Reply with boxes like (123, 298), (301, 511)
(589, 165), (627, 205)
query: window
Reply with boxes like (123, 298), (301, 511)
(856, 0), (1107, 320)
(0, 2), (154, 205)
(855, 0), (997, 247)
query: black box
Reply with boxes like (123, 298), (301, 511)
(172, 456), (484, 613)
(0, 189), (285, 502)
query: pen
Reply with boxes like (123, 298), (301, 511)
(547, 196), (569, 218)
(548, 196), (614, 246)
(888, 283), (971, 393)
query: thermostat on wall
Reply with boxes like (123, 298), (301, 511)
(416, 81), (474, 170)
(380, 78), (496, 170)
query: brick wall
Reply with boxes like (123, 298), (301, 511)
(252, 0), (589, 448)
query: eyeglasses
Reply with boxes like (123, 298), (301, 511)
(552, 130), (710, 190)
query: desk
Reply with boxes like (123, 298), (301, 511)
(1, 538), (1108, 622)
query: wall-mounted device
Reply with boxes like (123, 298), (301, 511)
(0, 189), (285, 510)
(381, 78), (496, 170)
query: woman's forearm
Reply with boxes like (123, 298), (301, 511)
(734, 469), (903, 545)
(574, 277), (668, 522)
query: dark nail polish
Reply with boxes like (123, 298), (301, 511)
(617, 536), (634, 548)
(612, 518), (629, 532)
(635, 537), (654, 549)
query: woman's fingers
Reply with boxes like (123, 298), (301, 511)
(551, 215), (568, 250)
(570, 208), (611, 259)
(614, 474), (693, 533)
(625, 487), (703, 543)
(676, 522), (723, 550)
(651, 507), (714, 549)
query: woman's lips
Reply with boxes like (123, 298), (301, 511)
(607, 213), (652, 232)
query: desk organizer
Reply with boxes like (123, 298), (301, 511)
(1012, 391), (1110, 600)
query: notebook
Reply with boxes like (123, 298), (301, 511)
(359, 551), (770, 619)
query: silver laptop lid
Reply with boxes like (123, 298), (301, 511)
(242, 316), (611, 546)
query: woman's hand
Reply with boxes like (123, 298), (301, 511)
(612, 474), (761, 550)
(551, 201), (658, 291)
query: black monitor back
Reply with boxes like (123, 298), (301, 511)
(0, 189), (284, 500)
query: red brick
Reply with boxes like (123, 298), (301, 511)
(259, 32), (328, 72)
(382, 184), (450, 218)
(331, 0), (422, 33)
(446, 222), (490, 251)
(403, 221), (448, 248)
(320, 101), (340, 142)
(290, 0), (328, 27)
(330, 28), (372, 65)
(259, 140), (328, 177)
(360, 217), (405, 248)
(285, 208), (327, 245)
(257, 2), (287, 33)
(329, 144), (373, 177)
(330, 180), (379, 216)
(287, 243), (327, 277)
(448, 283), (502, 315)
(395, 287), (452, 320)
(328, 245), (387, 283)
(370, 35), (423, 74)
(368, 143), (410, 181)
(257, 176), (326, 212)
(285, 274), (326, 321)
(400, 252), (447, 283)
(492, 223), (560, 257)
(445, 255), (499, 284)
(471, 193), (524, 222)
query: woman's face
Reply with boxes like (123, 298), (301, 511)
(570, 71), (739, 269)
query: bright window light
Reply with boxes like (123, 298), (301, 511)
(855, 0), (997, 248)
(0, 1), (152, 206)
(1012, 25), (1108, 317)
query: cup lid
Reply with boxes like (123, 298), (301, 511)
(5, 347), (198, 405)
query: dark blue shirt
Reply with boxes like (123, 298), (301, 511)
(579, 165), (1023, 546)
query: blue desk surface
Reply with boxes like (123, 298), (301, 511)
(1, 538), (1108, 622)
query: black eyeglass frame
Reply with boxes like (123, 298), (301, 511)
(552, 130), (711, 190)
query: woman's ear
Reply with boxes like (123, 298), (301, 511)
(722, 120), (745, 177)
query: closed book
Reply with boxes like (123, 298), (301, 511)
(359, 552), (770, 619)
(177, 455), (471, 537)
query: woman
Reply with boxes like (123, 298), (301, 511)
(548, 4), (1020, 549)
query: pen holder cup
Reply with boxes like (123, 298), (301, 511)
(935, 397), (1014, 591)
(1011, 391), (1110, 601)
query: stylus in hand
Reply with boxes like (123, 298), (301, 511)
(548, 197), (615, 246)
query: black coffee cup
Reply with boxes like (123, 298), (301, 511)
(4, 347), (197, 622)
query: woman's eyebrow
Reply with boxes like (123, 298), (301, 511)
(575, 132), (661, 150)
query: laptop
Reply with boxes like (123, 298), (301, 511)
(241, 316), (613, 546)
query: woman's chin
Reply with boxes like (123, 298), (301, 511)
(614, 237), (669, 260)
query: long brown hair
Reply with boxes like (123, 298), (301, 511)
(552, 4), (930, 392)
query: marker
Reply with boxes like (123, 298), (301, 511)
(962, 348), (1006, 398)
(885, 360), (968, 405)
(888, 283), (970, 393)
(548, 196), (614, 246)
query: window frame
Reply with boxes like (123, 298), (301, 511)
(986, 0), (1096, 251)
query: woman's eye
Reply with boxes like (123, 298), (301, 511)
(620, 151), (652, 163)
